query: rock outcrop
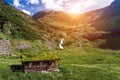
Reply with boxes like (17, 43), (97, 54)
(0, 38), (11, 55)
(15, 41), (31, 50)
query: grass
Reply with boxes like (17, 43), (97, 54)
(0, 47), (120, 80)
(22, 53), (59, 61)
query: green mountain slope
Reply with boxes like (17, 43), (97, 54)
(33, 10), (73, 28)
(0, 2), (45, 40)
(0, 2), (80, 50)
(76, 0), (120, 31)
(72, 0), (120, 50)
(1, 0), (120, 50)
(33, 10), (85, 48)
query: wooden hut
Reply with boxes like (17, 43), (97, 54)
(21, 53), (60, 73)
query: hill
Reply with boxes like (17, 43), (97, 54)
(0, 2), (46, 40)
(0, 2), (53, 56)
(0, 0), (120, 54)
(76, 0), (120, 31)
(33, 10), (85, 49)
(33, 10), (73, 28)
(71, 0), (120, 49)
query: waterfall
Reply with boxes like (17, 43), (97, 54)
(59, 38), (64, 49)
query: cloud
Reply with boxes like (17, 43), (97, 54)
(41, 0), (114, 14)
(81, 0), (115, 12)
(95, 0), (115, 8)
(13, 0), (24, 7)
(41, 0), (63, 11)
(26, 0), (40, 4)
(11, 0), (114, 15)
(22, 9), (31, 15)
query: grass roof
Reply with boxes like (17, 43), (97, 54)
(22, 53), (60, 62)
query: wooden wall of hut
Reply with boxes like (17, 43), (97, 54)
(22, 60), (58, 73)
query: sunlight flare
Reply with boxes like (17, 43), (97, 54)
(68, 0), (96, 14)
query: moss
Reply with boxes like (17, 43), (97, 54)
(22, 53), (60, 61)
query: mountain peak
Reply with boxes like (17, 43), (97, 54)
(110, 0), (120, 8)
(32, 10), (57, 19)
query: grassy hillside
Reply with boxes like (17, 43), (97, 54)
(0, 2), (45, 40)
(33, 10), (73, 28)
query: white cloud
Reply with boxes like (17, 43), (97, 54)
(41, 0), (63, 11)
(13, 0), (114, 15)
(95, 0), (115, 8)
(81, 0), (115, 12)
(13, 0), (24, 7)
(55, 0), (64, 5)
(41, 0), (114, 14)
(26, 0), (40, 4)
(22, 9), (31, 15)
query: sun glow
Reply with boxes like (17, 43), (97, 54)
(69, 5), (81, 15)
(68, 0), (96, 15)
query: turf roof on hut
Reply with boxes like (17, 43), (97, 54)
(22, 53), (60, 61)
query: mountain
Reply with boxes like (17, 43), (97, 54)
(33, 10), (81, 46)
(77, 0), (120, 31)
(0, 2), (55, 57)
(110, 0), (120, 8)
(102, 0), (120, 18)
(0, 2), (45, 40)
(33, 10), (73, 28)
(1, 0), (120, 50)
(70, 0), (120, 49)
(32, 1), (120, 49)
(95, 0), (120, 30)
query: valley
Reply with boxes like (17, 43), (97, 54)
(0, 0), (120, 80)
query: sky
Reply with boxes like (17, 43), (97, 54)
(5, 0), (115, 16)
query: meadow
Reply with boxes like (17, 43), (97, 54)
(0, 47), (120, 80)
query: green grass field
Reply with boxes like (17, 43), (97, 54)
(0, 47), (120, 80)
